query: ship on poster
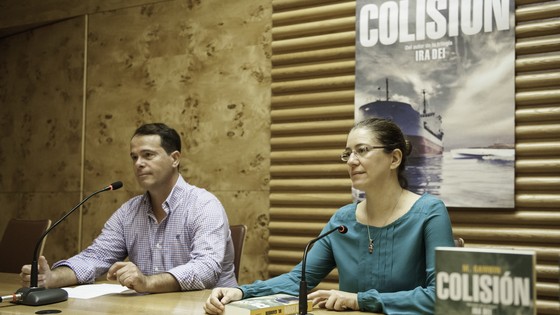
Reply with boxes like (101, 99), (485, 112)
(354, 0), (516, 208)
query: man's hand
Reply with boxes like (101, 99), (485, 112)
(308, 289), (359, 311)
(108, 261), (180, 293)
(107, 261), (148, 292)
(20, 256), (53, 288)
(203, 287), (243, 315)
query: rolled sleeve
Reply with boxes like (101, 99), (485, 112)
(154, 190), (236, 290)
(52, 259), (96, 284)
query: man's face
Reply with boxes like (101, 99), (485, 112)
(130, 134), (178, 191)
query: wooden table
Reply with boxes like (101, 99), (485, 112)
(0, 272), (209, 314)
(0, 273), (374, 314)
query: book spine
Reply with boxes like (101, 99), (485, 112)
(250, 305), (286, 315)
(248, 301), (312, 315)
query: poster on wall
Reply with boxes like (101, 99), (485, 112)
(354, 0), (516, 208)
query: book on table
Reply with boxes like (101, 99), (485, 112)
(223, 293), (312, 315)
(435, 247), (536, 315)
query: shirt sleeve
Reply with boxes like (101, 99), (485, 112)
(164, 198), (234, 291)
(357, 198), (455, 314)
(52, 206), (128, 284)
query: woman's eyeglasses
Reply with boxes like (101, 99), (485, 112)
(340, 145), (387, 162)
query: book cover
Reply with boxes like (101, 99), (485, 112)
(224, 293), (312, 315)
(435, 247), (536, 315)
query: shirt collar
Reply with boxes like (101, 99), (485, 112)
(141, 175), (189, 215)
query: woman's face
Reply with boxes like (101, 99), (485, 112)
(344, 127), (400, 191)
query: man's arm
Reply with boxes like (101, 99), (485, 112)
(48, 266), (79, 288)
(107, 261), (180, 293)
(143, 273), (181, 293)
(20, 256), (78, 289)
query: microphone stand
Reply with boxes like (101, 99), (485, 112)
(298, 225), (347, 315)
(14, 181), (123, 306)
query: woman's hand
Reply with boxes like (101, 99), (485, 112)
(308, 289), (359, 311)
(203, 287), (243, 314)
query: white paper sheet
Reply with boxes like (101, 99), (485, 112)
(62, 283), (132, 299)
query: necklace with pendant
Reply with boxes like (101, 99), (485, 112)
(366, 225), (374, 254)
(365, 189), (403, 254)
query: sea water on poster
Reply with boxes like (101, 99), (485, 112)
(354, 0), (516, 208)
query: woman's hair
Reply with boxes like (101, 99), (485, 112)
(352, 117), (412, 188)
(132, 123), (181, 154)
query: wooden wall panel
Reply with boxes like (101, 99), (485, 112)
(270, 1), (560, 314)
(0, 0), (272, 285)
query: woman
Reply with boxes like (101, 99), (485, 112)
(204, 118), (455, 314)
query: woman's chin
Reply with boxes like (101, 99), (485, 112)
(351, 182), (366, 191)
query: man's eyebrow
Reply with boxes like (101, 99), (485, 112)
(130, 149), (154, 156)
(139, 149), (158, 155)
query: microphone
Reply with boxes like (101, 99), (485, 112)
(299, 225), (348, 315)
(12, 181), (123, 306)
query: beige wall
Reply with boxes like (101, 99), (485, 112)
(0, 0), (271, 285)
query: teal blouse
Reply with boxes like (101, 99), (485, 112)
(240, 194), (455, 314)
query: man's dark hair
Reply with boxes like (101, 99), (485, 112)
(133, 123), (181, 154)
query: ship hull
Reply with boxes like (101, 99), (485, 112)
(359, 100), (443, 156)
(408, 135), (443, 156)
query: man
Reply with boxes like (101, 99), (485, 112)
(20, 123), (237, 293)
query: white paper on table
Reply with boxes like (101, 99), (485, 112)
(62, 283), (133, 299)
